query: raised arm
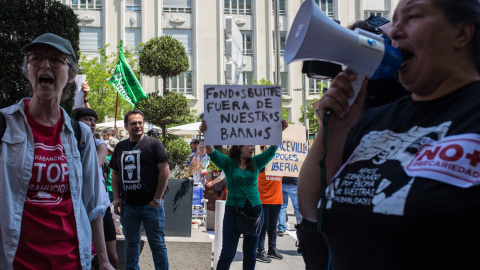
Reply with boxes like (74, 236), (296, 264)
(199, 120), (214, 154)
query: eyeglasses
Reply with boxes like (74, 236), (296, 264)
(129, 121), (143, 126)
(27, 53), (70, 68)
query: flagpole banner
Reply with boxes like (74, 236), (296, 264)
(265, 125), (307, 177)
(108, 40), (146, 107)
(203, 84), (282, 145)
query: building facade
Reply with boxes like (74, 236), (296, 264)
(59, 0), (400, 126)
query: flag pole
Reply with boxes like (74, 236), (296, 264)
(114, 92), (119, 136)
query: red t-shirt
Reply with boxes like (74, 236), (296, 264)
(13, 100), (80, 270)
(257, 171), (283, 204)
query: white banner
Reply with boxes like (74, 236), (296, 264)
(265, 125), (307, 177)
(203, 85), (282, 145)
(73, 75), (87, 109)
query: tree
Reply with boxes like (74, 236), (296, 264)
(78, 45), (138, 121)
(299, 98), (320, 134)
(135, 91), (191, 138)
(253, 78), (294, 124)
(138, 36), (189, 92)
(299, 81), (326, 134)
(0, 0), (80, 117)
(157, 134), (191, 170)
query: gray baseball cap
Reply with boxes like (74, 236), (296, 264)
(22, 33), (76, 62)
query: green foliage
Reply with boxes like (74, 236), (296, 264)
(135, 91), (191, 137)
(207, 161), (221, 172)
(138, 35), (189, 92)
(252, 78), (274, 85)
(299, 97), (320, 134)
(0, 0), (80, 116)
(78, 45), (138, 121)
(299, 80), (326, 134)
(168, 109), (199, 128)
(157, 134), (191, 170)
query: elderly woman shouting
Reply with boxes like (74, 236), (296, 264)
(0, 33), (113, 270)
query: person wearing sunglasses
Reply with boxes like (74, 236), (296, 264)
(0, 33), (113, 269)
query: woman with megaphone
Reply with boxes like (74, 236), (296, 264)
(297, 0), (480, 269)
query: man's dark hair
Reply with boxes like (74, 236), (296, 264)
(124, 109), (144, 125)
(147, 128), (160, 136)
(191, 139), (200, 145)
(74, 107), (98, 121)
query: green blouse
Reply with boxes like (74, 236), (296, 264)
(208, 146), (278, 207)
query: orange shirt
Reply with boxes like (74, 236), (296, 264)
(257, 171), (283, 204)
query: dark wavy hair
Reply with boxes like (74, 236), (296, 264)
(434, 0), (480, 71)
(74, 107), (98, 121)
(124, 109), (144, 125)
(228, 145), (255, 171)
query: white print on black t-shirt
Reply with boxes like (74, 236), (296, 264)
(325, 122), (451, 216)
(121, 150), (141, 187)
(406, 133), (480, 188)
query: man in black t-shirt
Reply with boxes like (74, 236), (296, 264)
(110, 110), (170, 270)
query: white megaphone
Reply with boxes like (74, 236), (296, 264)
(285, 0), (402, 105)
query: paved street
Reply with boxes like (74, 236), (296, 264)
(112, 199), (304, 269)
(226, 200), (304, 270)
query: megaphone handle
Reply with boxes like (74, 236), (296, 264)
(348, 74), (365, 107)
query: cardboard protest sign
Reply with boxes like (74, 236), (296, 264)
(265, 125), (307, 177)
(204, 85), (282, 145)
(73, 75), (87, 109)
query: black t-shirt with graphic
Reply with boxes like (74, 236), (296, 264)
(322, 81), (480, 269)
(110, 136), (169, 205)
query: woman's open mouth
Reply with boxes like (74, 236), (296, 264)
(399, 50), (414, 69)
(39, 75), (54, 85)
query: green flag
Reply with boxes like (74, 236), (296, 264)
(108, 40), (146, 107)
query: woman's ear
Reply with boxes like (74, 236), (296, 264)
(455, 22), (475, 49)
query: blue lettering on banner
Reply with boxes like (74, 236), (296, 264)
(278, 141), (307, 154)
(271, 161), (299, 173)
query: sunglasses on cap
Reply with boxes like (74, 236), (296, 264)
(365, 15), (390, 34)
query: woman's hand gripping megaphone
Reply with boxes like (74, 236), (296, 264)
(313, 70), (368, 132)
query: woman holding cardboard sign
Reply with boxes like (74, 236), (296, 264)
(199, 119), (288, 270)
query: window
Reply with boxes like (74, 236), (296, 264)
(72, 0), (102, 10)
(167, 72), (193, 95)
(309, 78), (330, 95)
(242, 71), (253, 85)
(279, 72), (288, 95)
(163, 0), (192, 13)
(224, 0), (252, 15)
(273, 31), (287, 55)
(315, 0), (334, 18)
(126, 0), (141, 11)
(241, 31), (252, 56)
(365, 11), (389, 20)
(79, 27), (102, 58)
(125, 28), (141, 51)
(272, 0), (286, 15)
(163, 29), (193, 95)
